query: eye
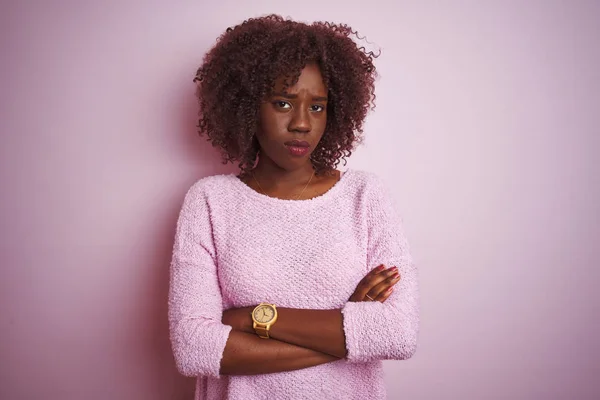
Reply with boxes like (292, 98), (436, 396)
(273, 100), (291, 109)
(310, 105), (325, 112)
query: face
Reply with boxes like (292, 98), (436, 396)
(256, 63), (328, 171)
(253, 305), (275, 323)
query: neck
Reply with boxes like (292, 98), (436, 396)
(252, 157), (314, 190)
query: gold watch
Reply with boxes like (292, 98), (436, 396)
(251, 303), (278, 339)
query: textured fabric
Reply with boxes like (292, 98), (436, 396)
(168, 169), (419, 400)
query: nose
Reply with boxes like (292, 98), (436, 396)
(288, 107), (311, 133)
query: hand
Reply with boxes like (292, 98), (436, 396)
(349, 264), (401, 303)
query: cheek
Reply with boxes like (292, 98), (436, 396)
(312, 113), (327, 136)
(317, 113), (327, 130)
(258, 108), (288, 138)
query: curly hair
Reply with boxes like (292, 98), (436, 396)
(193, 14), (379, 176)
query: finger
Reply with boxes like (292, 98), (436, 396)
(368, 264), (386, 276)
(365, 271), (400, 301)
(350, 265), (387, 301)
(355, 267), (398, 301)
(375, 286), (394, 303)
(351, 265), (398, 302)
(360, 266), (397, 293)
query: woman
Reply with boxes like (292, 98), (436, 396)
(169, 14), (419, 400)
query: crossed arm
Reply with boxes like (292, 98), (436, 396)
(219, 265), (401, 375)
(169, 177), (419, 378)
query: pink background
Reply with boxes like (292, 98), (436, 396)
(1, 1), (599, 399)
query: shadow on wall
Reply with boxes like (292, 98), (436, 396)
(146, 80), (238, 399)
(177, 81), (240, 179)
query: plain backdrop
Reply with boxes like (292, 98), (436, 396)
(1, 1), (599, 399)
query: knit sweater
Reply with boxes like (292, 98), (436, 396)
(168, 169), (419, 400)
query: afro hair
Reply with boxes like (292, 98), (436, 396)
(194, 14), (380, 175)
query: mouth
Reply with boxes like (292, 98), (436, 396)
(284, 140), (311, 157)
(284, 140), (310, 148)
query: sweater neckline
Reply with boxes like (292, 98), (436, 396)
(229, 169), (354, 207)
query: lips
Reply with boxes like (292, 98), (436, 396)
(284, 140), (311, 157)
(284, 140), (310, 148)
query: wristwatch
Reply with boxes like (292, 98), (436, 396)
(251, 303), (278, 339)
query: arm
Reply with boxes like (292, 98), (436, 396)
(168, 184), (231, 378)
(270, 266), (401, 359)
(222, 267), (401, 359)
(340, 175), (419, 362)
(223, 307), (346, 358)
(169, 183), (339, 377)
(220, 331), (338, 375)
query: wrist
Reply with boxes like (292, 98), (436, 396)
(222, 306), (254, 333)
(251, 303), (279, 339)
(242, 306), (255, 333)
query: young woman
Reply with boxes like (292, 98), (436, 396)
(168, 14), (419, 400)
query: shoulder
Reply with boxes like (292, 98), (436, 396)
(182, 173), (237, 204)
(345, 169), (399, 216)
(345, 169), (389, 195)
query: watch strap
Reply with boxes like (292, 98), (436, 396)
(254, 325), (270, 339)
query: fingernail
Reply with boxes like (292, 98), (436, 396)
(387, 287), (394, 293)
(377, 265), (385, 271)
(390, 266), (398, 271)
(393, 273), (400, 279)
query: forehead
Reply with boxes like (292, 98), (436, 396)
(272, 63), (327, 94)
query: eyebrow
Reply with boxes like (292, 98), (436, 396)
(272, 92), (328, 102)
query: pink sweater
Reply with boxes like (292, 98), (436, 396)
(168, 169), (419, 400)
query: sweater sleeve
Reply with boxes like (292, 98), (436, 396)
(168, 182), (232, 378)
(341, 175), (420, 363)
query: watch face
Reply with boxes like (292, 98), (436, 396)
(253, 305), (275, 324)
